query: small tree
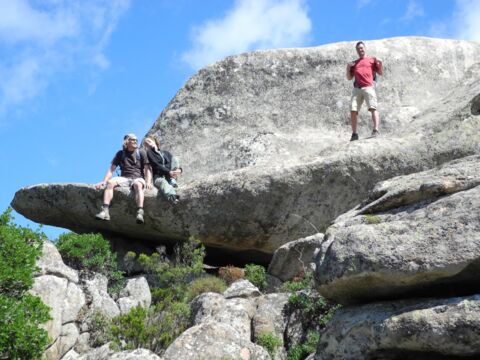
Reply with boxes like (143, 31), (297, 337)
(0, 208), (51, 359)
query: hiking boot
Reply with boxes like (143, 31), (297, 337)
(95, 208), (110, 221)
(350, 133), (359, 141)
(372, 129), (380, 137)
(136, 208), (144, 224)
(167, 194), (179, 205)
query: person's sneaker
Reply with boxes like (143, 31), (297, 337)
(95, 208), (110, 221)
(136, 208), (144, 224)
(372, 129), (380, 137)
(350, 133), (359, 141)
(167, 194), (179, 205)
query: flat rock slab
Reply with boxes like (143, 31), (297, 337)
(316, 294), (480, 360)
(12, 38), (480, 261)
(316, 156), (480, 304)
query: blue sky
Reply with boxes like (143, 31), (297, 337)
(1, 0), (478, 240)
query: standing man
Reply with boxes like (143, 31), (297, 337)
(95, 133), (152, 224)
(143, 136), (182, 204)
(347, 41), (383, 141)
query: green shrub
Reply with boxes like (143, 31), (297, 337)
(110, 302), (191, 354)
(111, 237), (204, 355)
(56, 232), (123, 293)
(244, 264), (267, 290)
(281, 274), (312, 293)
(186, 275), (227, 302)
(286, 331), (319, 360)
(256, 332), (282, 358)
(0, 208), (51, 360)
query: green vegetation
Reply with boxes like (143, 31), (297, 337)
(186, 275), (227, 302)
(364, 214), (381, 224)
(282, 273), (341, 360)
(103, 237), (207, 355)
(0, 208), (51, 360)
(286, 331), (319, 360)
(244, 264), (267, 290)
(56, 232), (124, 296)
(256, 332), (282, 358)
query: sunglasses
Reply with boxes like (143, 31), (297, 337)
(128, 138), (138, 142)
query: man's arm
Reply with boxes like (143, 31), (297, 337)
(346, 61), (355, 80)
(95, 164), (117, 189)
(374, 57), (383, 76)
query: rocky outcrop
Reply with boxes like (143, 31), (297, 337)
(117, 276), (151, 314)
(316, 295), (480, 360)
(314, 155), (480, 359)
(315, 155), (480, 304)
(12, 37), (480, 262)
(268, 233), (324, 282)
(31, 242), (85, 360)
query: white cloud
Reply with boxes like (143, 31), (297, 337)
(182, 0), (312, 70)
(453, 0), (480, 41)
(357, 0), (372, 8)
(402, 0), (424, 21)
(0, 0), (130, 115)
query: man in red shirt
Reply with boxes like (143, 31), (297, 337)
(346, 41), (383, 141)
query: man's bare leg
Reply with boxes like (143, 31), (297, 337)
(351, 111), (358, 133)
(370, 109), (380, 132)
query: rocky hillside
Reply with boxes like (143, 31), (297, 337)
(11, 37), (480, 263)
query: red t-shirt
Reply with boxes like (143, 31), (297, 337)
(350, 56), (380, 88)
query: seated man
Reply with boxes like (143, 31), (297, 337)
(95, 133), (152, 224)
(143, 135), (182, 204)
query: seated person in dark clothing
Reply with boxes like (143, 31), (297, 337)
(95, 133), (152, 223)
(143, 135), (182, 204)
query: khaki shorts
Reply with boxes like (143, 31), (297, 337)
(350, 86), (377, 112)
(110, 176), (146, 188)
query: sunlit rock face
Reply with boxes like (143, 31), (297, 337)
(12, 37), (480, 262)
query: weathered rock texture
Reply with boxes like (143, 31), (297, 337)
(12, 37), (480, 261)
(315, 155), (480, 304)
(316, 295), (480, 360)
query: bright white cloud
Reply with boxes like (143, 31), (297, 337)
(182, 0), (312, 70)
(0, 0), (130, 115)
(402, 0), (424, 21)
(453, 0), (480, 41)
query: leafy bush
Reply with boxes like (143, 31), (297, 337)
(110, 302), (191, 354)
(286, 331), (319, 360)
(218, 266), (245, 285)
(186, 275), (227, 302)
(256, 332), (282, 358)
(111, 237), (205, 355)
(0, 208), (51, 360)
(281, 275), (311, 293)
(244, 264), (267, 290)
(56, 232), (124, 293)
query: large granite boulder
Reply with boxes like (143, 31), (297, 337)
(316, 294), (480, 360)
(12, 38), (480, 261)
(31, 241), (85, 360)
(315, 155), (480, 304)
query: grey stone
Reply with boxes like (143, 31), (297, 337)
(31, 275), (68, 344)
(45, 323), (79, 360)
(253, 293), (290, 360)
(191, 292), (227, 325)
(268, 233), (324, 282)
(315, 156), (480, 304)
(12, 38), (480, 262)
(109, 349), (162, 360)
(62, 282), (85, 323)
(37, 241), (79, 283)
(117, 276), (151, 314)
(83, 274), (120, 319)
(163, 321), (270, 360)
(224, 279), (262, 299)
(316, 294), (480, 359)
